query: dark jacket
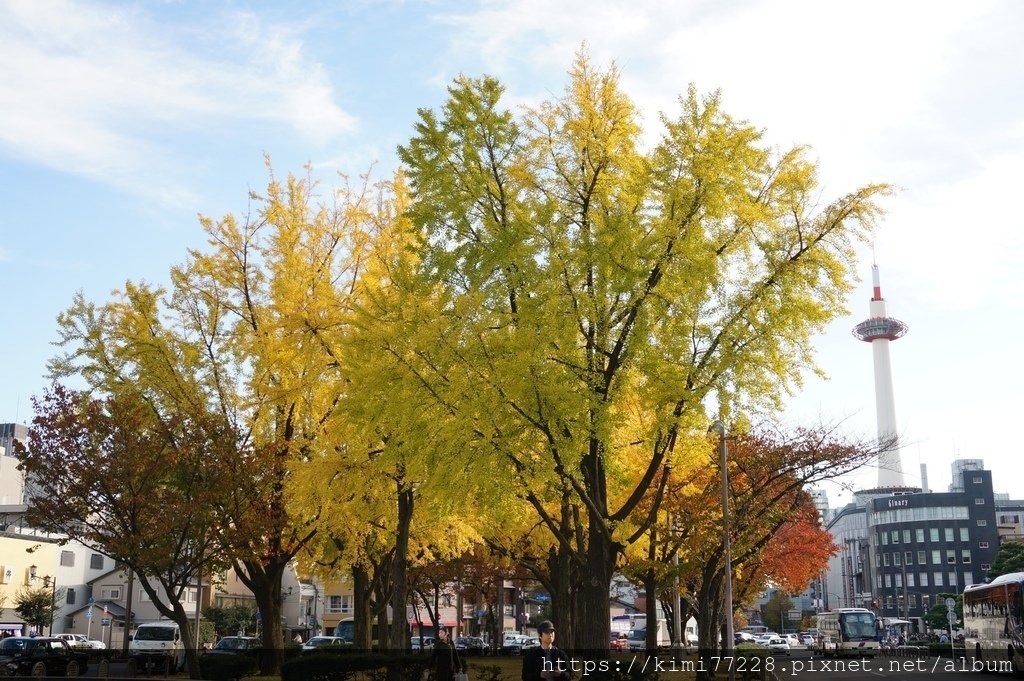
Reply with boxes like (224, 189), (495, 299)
(522, 645), (572, 681)
(431, 637), (465, 681)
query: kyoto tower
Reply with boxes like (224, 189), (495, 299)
(852, 263), (909, 488)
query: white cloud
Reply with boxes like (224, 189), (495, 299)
(0, 0), (355, 198)
(437, 0), (1023, 314)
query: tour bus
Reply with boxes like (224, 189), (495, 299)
(815, 608), (881, 657)
(740, 625), (768, 636)
(962, 571), (1024, 675)
(335, 617), (416, 650)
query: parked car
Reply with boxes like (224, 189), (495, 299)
(206, 636), (263, 655)
(0, 636), (89, 677)
(800, 633), (816, 645)
(455, 636), (488, 655)
(765, 637), (791, 655)
(753, 632), (779, 645)
(411, 636), (435, 652)
(55, 633), (106, 650)
(610, 632), (629, 651)
(782, 633), (800, 647)
(301, 636), (349, 654)
(501, 634), (532, 655)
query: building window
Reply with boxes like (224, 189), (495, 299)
(981, 563), (991, 571)
(920, 572), (929, 586)
(892, 530), (900, 544)
(886, 596), (894, 610)
(895, 574), (903, 588)
(932, 550), (941, 565)
(944, 527), (954, 542)
(100, 587), (121, 601)
(90, 554), (104, 570)
(964, 571), (974, 586)
(328, 595), (352, 614)
(60, 551), (75, 567)
(975, 498), (985, 505)
(979, 542), (989, 549)
(66, 588), (76, 605)
(894, 552), (901, 566)
(930, 528), (940, 542)
(885, 574), (892, 588)
(972, 476), (982, 484)
(139, 589), (151, 602)
(960, 527), (969, 542)
(883, 554), (890, 566)
(882, 532), (889, 545)
(918, 550), (927, 564)
(909, 594), (917, 609)
(903, 529), (912, 544)
(949, 572), (958, 586)
(916, 529), (925, 543)
(907, 573), (915, 587)
(978, 520), (988, 526)
(947, 550), (956, 564)
(934, 572), (944, 586)
(922, 594), (930, 610)
(962, 550), (972, 564)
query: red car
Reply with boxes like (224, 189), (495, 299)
(610, 632), (628, 651)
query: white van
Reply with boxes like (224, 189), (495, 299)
(130, 620), (186, 671)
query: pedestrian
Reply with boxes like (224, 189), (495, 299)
(430, 627), (466, 681)
(522, 621), (571, 681)
(293, 632), (303, 644)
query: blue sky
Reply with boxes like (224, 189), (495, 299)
(2, 0), (1022, 505)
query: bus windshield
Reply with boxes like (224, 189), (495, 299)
(334, 620), (354, 642)
(840, 612), (877, 640)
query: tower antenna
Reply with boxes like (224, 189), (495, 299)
(852, 263), (909, 488)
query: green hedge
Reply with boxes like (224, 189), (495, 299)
(925, 643), (966, 658)
(198, 654), (260, 681)
(281, 653), (429, 681)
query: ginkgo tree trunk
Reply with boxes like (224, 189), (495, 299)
(395, 50), (891, 650)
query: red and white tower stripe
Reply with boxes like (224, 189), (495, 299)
(852, 264), (909, 488)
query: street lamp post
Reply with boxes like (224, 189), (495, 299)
(709, 421), (734, 681)
(29, 564), (57, 635)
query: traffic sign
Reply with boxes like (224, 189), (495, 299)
(945, 597), (956, 611)
(787, 609), (801, 620)
(101, 618), (111, 626)
(947, 611), (957, 625)
(86, 607), (93, 620)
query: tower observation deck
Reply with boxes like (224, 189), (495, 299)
(852, 264), (909, 489)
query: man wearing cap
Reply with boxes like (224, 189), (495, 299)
(522, 621), (571, 681)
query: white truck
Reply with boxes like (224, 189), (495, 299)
(627, 616), (671, 651)
(130, 620), (186, 672)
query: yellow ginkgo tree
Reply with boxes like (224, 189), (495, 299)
(395, 49), (891, 649)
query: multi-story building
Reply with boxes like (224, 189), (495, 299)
(865, 464), (999, 632)
(0, 423), (28, 506)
